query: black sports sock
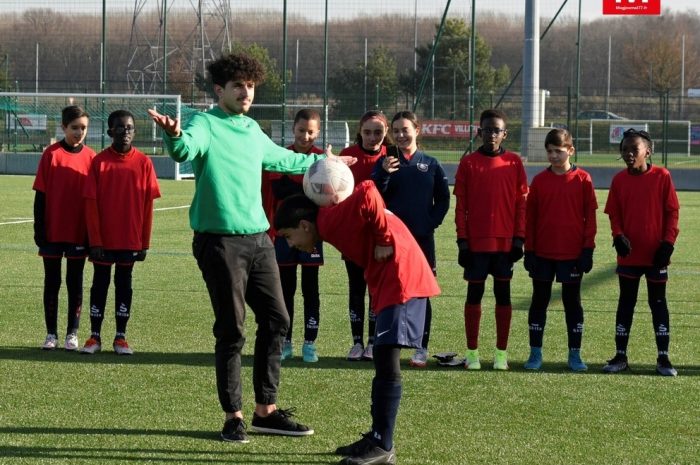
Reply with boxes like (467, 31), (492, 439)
(648, 281), (670, 355)
(114, 265), (134, 337)
(527, 279), (552, 348)
(301, 266), (320, 342)
(371, 345), (402, 451)
(562, 282), (584, 349)
(614, 276), (640, 355)
(89, 263), (111, 338)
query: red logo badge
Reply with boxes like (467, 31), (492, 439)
(603, 0), (661, 15)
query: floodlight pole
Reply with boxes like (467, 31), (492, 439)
(574, 0), (582, 160)
(467, 0), (476, 153)
(282, 0), (288, 145)
(521, 0), (540, 160)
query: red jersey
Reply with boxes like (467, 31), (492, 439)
(340, 144), (387, 183)
(262, 144), (323, 238)
(454, 149), (528, 252)
(317, 181), (440, 313)
(83, 146), (161, 250)
(604, 164), (679, 266)
(33, 141), (96, 244)
(525, 167), (597, 260)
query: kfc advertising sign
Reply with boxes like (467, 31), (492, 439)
(603, 0), (661, 15)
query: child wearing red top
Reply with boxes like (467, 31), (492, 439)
(274, 180), (440, 465)
(80, 110), (161, 355)
(261, 109), (325, 363)
(523, 129), (597, 372)
(454, 109), (528, 370)
(338, 110), (393, 361)
(603, 129), (680, 376)
(33, 106), (96, 351)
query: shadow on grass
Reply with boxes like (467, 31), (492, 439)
(2, 346), (698, 376)
(0, 444), (334, 464)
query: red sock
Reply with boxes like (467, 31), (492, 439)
(495, 305), (512, 350)
(464, 304), (482, 350)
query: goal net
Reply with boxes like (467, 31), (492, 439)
(0, 92), (198, 180)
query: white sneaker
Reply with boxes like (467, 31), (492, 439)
(409, 348), (428, 368)
(362, 343), (374, 361)
(347, 343), (364, 361)
(64, 333), (79, 351)
(42, 334), (58, 350)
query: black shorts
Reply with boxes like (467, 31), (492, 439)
(38, 242), (88, 259)
(274, 235), (324, 266)
(529, 256), (582, 283)
(616, 265), (668, 283)
(90, 250), (141, 266)
(463, 252), (513, 282)
(374, 298), (427, 349)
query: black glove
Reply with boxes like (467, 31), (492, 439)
(652, 241), (674, 268)
(89, 246), (104, 261)
(509, 237), (525, 263)
(578, 248), (594, 273)
(134, 249), (148, 261)
(457, 239), (470, 269)
(613, 235), (631, 258)
(524, 251), (536, 273)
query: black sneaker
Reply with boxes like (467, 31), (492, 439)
(336, 433), (375, 456)
(603, 353), (629, 373)
(250, 408), (314, 436)
(221, 417), (250, 443)
(656, 356), (678, 377)
(338, 435), (396, 465)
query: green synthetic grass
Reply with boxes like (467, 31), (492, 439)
(0, 174), (698, 465)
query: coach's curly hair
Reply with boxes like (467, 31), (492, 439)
(207, 53), (266, 88)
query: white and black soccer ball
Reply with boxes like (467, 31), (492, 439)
(302, 157), (354, 207)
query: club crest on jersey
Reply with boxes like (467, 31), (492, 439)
(417, 163), (429, 172)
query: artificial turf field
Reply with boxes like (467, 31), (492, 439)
(0, 174), (698, 465)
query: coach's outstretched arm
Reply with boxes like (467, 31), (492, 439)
(147, 108), (181, 137)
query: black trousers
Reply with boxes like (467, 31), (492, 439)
(193, 232), (290, 412)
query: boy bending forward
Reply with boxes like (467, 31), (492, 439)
(275, 180), (440, 465)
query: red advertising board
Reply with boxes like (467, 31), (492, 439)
(602, 0), (661, 16)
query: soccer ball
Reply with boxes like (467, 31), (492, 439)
(303, 157), (354, 207)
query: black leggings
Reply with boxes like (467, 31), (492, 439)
(345, 259), (375, 345)
(614, 276), (670, 355)
(42, 257), (85, 336)
(88, 263), (134, 337)
(527, 280), (584, 349)
(279, 265), (320, 343)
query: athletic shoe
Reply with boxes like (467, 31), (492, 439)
(281, 341), (293, 361)
(523, 347), (543, 371)
(302, 342), (318, 363)
(409, 348), (428, 368)
(464, 349), (481, 370)
(493, 349), (509, 370)
(656, 356), (678, 377)
(568, 348), (588, 372)
(113, 338), (134, 355)
(250, 408), (314, 436)
(41, 334), (58, 350)
(362, 343), (374, 361)
(603, 353), (629, 373)
(80, 337), (102, 354)
(64, 333), (79, 351)
(221, 417), (250, 443)
(336, 433), (375, 456)
(337, 434), (396, 465)
(347, 343), (364, 361)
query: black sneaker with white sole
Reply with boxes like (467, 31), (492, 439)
(250, 408), (314, 436)
(602, 353), (629, 373)
(336, 433), (375, 456)
(656, 356), (678, 377)
(221, 417), (250, 443)
(337, 435), (396, 465)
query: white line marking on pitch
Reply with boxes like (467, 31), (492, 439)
(0, 205), (188, 225)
